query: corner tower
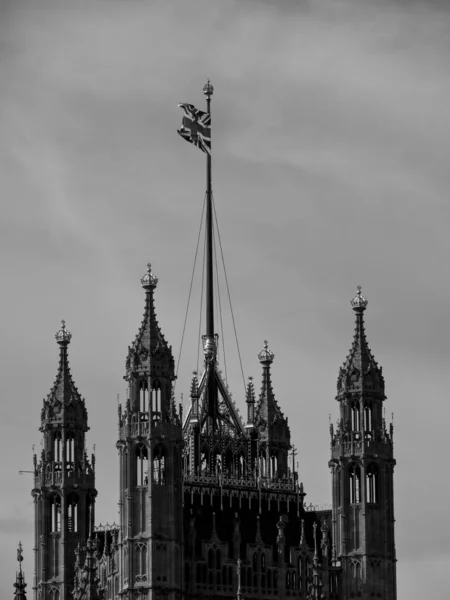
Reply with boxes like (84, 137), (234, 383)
(329, 288), (396, 599)
(117, 264), (183, 599)
(32, 322), (96, 600)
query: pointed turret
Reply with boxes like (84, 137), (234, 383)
(14, 543), (27, 600)
(255, 341), (291, 478)
(33, 322), (96, 600)
(117, 263), (183, 599)
(329, 287), (397, 599)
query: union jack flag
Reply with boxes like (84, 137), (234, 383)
(177, 103), (211, 155)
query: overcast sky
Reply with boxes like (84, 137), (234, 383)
(1, 0), (450, 598)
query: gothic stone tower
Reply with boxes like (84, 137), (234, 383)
(117, 264), (183, 600)
(32, 322), (97, 600)
(329, 288), (396, 599)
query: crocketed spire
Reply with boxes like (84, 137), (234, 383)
(47, 321), (84, 405)
(336, 287), (385, 398)
(40, 321), (87, 428)
(255, 341), (285, 427)
(13, 543), (27, 600)
(125, 263), (175, 380)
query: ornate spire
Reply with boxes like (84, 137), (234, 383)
(125, 263), (174, 380)
(337, 286), (384, 398)
(41, 321), (87, 424)
(14, 542), (27, 600)
(255, 340), (286, 428)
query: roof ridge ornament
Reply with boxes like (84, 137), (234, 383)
(55, 320), (72, 345)
(351, 285), (368, 312)
(141, 263), (158, 290)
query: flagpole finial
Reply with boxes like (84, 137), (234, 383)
(203, 79), (214, 99)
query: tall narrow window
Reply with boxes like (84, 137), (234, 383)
(54, 432), (62, 463)
(153, 445), (166, 485)
(140, 382), (148, 415)
(66, 432), (75, 469)
(366, 464), (378, 503)
(50, 495), (61, 532)
(298, 556), (304, 591)
(151, 388), (161, 423)
(137, 542), (147, 575)
(351, 404), (360, 431)
(364, 404), (372, 430)
(136, 445), (148, 486)
(349, 464), (361, 503)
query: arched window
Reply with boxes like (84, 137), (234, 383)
(54, 432), (62, 463)
(366, 464), (378, 503)
(151, 387), (161, 423)
(49, 587), (60, 600)
(136, 444), (148, 486)
(50, 495), (61, 532)
(136, 542), (147, 575)
(140, 381), (149, 416)
(364, 404), (372, 431)
(66, 432), (75, 470)
(351, 403), (360, 431)
(349, 464), (361, 503)
(261, 553), (266, 573)
(153, 445), (166, 485)
(67, 493), (78, 533)
(216, 549), (221, 569)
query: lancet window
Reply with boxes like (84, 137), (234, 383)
(153, 444), (166, 485)
(53, 432), (62, 463)
(49, 587), (60, 600)
(351, 403), (360, 431)
(366, 464), (379, 503)
(139, 381), (149, 418)
(151, 387), (161, 423)
(50, 494), (61, 532)
(136, 444), (149, 486)
(66, 432), (75, 470)
(349, 464), (361, 503)
(136, 542), (147, 575)
(364, 403), (372, 431)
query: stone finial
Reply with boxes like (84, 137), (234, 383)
(351, 286), (368, 311)
(258, 340), (274, 364)
(140, 263), (158, 290)
(55, 320), (72, 345)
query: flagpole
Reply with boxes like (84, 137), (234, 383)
(203, 80), (215, 355)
